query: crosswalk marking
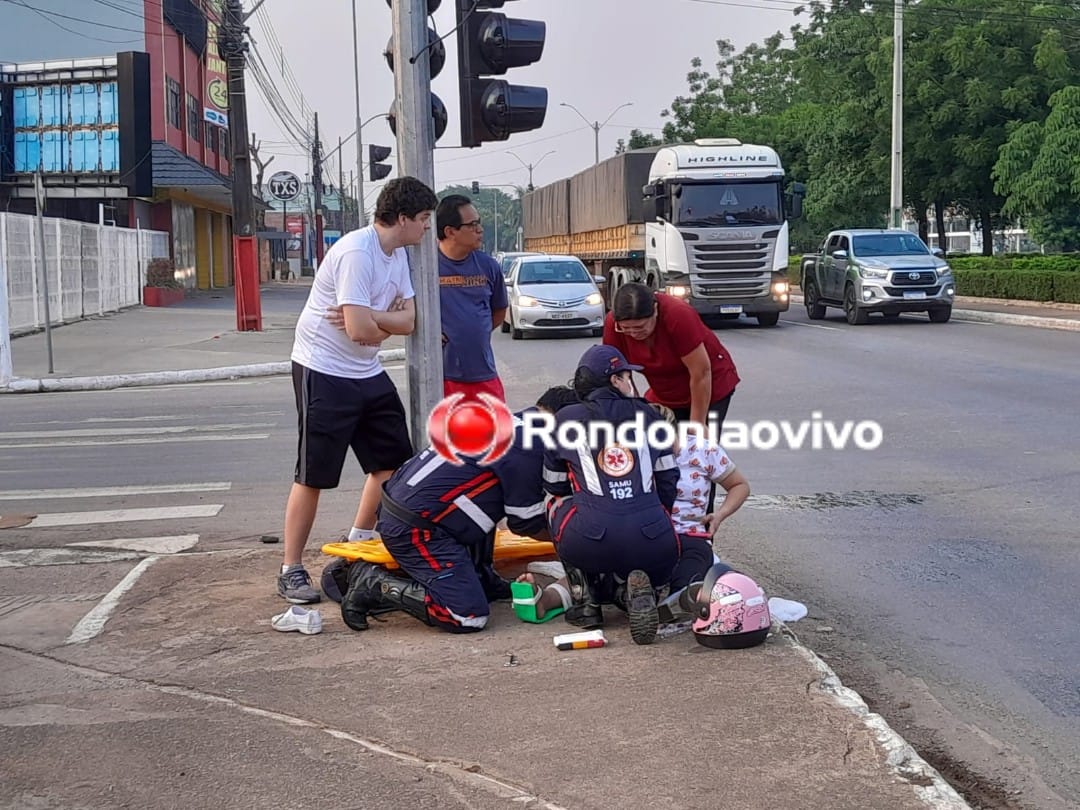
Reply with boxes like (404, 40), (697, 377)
(0, 547), (143, 568)
(26, 504), (223, 528)
(66, 557), (160, 645)
(0, 482), (231, 501)
(0, 422), (274, 440)
(1, 433), (269, 450)
(68, 535), (200, 554)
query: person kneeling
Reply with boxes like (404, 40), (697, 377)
(339, 388), (578, 634)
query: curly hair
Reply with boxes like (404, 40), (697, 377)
(373, 177), (439, 226)
(537, 385), (580, 413)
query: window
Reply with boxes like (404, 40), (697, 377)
(187, 93), (201, 141)
(674, 181), (783, 227)
(166, 78), (181, 129)
(219, 128), (230, 160)
(205, 122), (217, 153)
(852, 232), (930, 257)
(518, 261), (591, 285)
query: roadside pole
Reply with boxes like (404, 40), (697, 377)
(33, 172), (54, 374)
(391, 0), (443, 449)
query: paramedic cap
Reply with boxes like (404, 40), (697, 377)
(578, 345), (643, 378)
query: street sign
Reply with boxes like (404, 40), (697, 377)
(268, 171), (302, 202)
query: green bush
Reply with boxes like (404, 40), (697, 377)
(948, 254), (1080, 273)
(952, 269), (1077, 302)
(1052, 272), (1080, 303)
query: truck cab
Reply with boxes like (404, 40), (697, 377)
(642, 139), (804, 327)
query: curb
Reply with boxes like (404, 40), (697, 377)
(1, 349), (407, 394)
(774, 623), (973, 809)
(789, 294), (1080, 332)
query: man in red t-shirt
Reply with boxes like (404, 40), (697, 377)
(603, 283), (740, 434)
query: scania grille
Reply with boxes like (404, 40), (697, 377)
(689, 240), (776, 298)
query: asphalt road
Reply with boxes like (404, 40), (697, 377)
(2, 299), (1078, 808)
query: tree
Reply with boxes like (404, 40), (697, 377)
(437, 185), (524, 254)
(994, 85), (1080, 250)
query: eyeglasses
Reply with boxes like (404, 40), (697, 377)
(457, 219), (483, 231)
(613, 315), (656, 335)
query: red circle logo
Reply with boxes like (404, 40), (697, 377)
(427, 394), (515, 466)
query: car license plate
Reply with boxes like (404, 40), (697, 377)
(550, 312), (577, 320)
(720, 305), (743, 314)
(903, 291), (927, 300)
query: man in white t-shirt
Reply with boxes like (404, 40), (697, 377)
(278, 176), (439, 605)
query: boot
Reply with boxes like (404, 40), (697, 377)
(340, 562), (394, 631)
(378, 575), (434, 626)
(561, 560), (604, 629)
(626, 569), (659, 646)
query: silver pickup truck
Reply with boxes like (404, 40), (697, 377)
(800, 229), (956, 324)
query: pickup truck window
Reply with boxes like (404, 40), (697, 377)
(675, 181), (782, 227)
(852, 233), (930, 257)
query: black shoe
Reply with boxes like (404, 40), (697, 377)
(562, 560), (604, 629)
(340, 563), (393, 631)
(626, 569), (659, 646)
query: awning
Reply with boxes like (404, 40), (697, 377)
(151, 142), (233, 210)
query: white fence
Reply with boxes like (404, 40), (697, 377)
(2, 212), (170, 334)
(1, 213), (170, 386)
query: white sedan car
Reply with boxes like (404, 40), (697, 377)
(501, 255), (606, 340)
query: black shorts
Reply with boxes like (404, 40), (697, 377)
(292, 362), (414, 489)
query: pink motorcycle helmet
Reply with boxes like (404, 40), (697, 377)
(692, 563), (772, 649)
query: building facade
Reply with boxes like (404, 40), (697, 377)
(0, 0), (236, 290)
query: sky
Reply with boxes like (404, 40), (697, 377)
(243, 0), (800, 213)
(0, 0), (800, 213)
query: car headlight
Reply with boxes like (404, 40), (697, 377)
(857, 265), (888, 280)
(517, 295), (538, 307)
(585, 293), (604, 306)
(937, 265), (953, 277)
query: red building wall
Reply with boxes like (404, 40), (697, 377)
(143, 0), (231, 177)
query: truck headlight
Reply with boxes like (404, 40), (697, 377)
(858, 265), (888, 280)
(585, 293), (604, 306)
(772, 281), (789, 295)
(666, 285), (690, 298)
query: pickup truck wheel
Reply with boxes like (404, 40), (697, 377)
(844, 284), (869, 325)
(928, 306), (952, 323)
(756, 312), (780, 327)
(804, 280), (826, 320)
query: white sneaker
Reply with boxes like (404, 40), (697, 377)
(526, 561), (566, 580)
(271, 605), (323, 635)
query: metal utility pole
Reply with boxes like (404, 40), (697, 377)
(560, 101), (633, 165)
(509, 149), (555, 192)
(890, 0), (904, 229)
(33, 172), (54, 373)
(338, 138), (346, 235)
(312, 112), (325, 264)
(352, 0), (368, 227)
(349, 170), (355, 229)
(392, 0), (443, 450)
(220, 0), (262, 331)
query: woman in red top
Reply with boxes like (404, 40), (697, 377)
(603, 283), (740, 433)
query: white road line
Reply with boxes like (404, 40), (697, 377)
(25, 505), (223, 528)
(0, 547), (143, 568)
(0, 482), (231, 501)
(786, 321), (844, 331)
(65, 556), (160, 645)
(1, 433), (269, 450)
(0, 423), (273, 440)
(68, 535), (200, 554)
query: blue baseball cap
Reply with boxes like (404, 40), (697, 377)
(578, 345), (643, 377)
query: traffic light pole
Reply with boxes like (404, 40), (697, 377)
(392, 0), (443, 450)
(221, 0), (262, 331)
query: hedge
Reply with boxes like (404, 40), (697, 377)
(784, 254), (1080, 302)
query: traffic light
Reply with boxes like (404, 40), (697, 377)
(369, 144), (393, 182)
(471, 181), (480, 195)
(456, 0), (547, 148)
(384, 1), (449, 143)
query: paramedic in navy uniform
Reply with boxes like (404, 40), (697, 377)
(543, 345), (681, 646)
(338, 393), (577, 634)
